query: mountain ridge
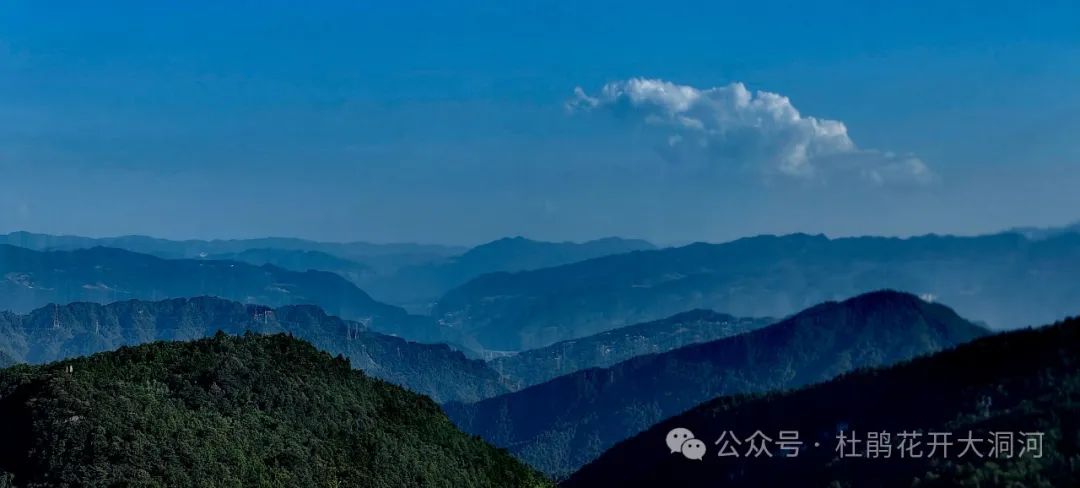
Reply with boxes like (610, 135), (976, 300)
(488, 309), (773, 389)
(444, 291), (989, 477)
(0, 296), (506, 403)
(0, 230), (464, 260)
(565, 314), (1080, 487)
(0, 244), (442, 342)
(433, 231), (1080, 350)
(359, 236), (655, 313)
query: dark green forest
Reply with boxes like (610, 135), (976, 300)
(0, 333), (550, 488)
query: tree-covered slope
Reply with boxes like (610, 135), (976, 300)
(433, 232), (1080, 350)
(0, 297), (507, 403)
(565, 316), (1080, 488)
(489, 310), (773, 389)
(0, 244), (439, 341)
(0, 334), (550, 488)
(444, 291), (988, 477)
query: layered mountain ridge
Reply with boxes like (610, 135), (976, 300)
(0, 297), (506, 403)
(434, 232), (1080, 350)
(445, 291), (989, 477)
(566, 315), (1080, 487)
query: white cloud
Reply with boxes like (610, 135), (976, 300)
(569, 78), (935, 185)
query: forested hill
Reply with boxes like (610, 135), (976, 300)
(0, 244), (438, 341)
(0, 297), (508, 403)
(489, 309), (773, 389)
(444, 291), (988, 477)
(565, 315), (1080, 488)
(0, 334), (551, 488)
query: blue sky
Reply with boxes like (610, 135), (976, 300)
(2, 1), (1078, 245)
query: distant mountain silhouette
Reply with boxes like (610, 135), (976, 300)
(0, 231), (463, 262)
(205, 248), (374, 283)
(0, 297), (507, 403)
(433, 232), (1080, 350)
(565, 315), (1080, 488)
(490, 310), (773, 389)
(361, 236), (655, 313)
(0, 244), (440, 342)
(0, 334), (550, 487)
(444, 291), (988, 477)
(0, 232), (654, 315)
(1007, 220), (1080, 240)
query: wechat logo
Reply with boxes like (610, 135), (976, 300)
(666, 427), (707, 460)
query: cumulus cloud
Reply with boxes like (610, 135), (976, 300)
(569, 79), (934, 185)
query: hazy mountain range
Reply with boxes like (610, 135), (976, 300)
(0, 297), (505, 403)
(444, 291), (989, 477)
(0, 244), (440, 341)
(204, 248), (375, 284)
(489, 310), (774, 389)
(357, 236), (655, 312)
(0, 334), (550, 487)
(2, 227), (1079, 485)
(434, 232), (1080, 350)
(0, 231), (656, 316)
(0, 231), (464, 263)
(5, 229), (1080, 355)
(566, 314), (1080, 488)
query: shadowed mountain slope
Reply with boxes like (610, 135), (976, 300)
(566, 315), (1080, 488)
(0, 297), (507, 403)
(445, 291), (988, 477)
(489, 309), (773, 389)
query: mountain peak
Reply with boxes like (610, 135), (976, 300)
(761, 290), (989, 346)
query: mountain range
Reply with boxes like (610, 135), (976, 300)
(0, 244), (441, 341)
(0, 297), (506, 403)
(204, 248), (375, 284)
(1, 232), (657, 317)
(433, 232), (1080, 350)
(0, 231), (464, 263)
(444, 291), (989, 477)
(565, 315), (1080, 488)
(489, 310), (773, 389)
(359, 236), (655, 312)
(0, 333), (550, 487)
